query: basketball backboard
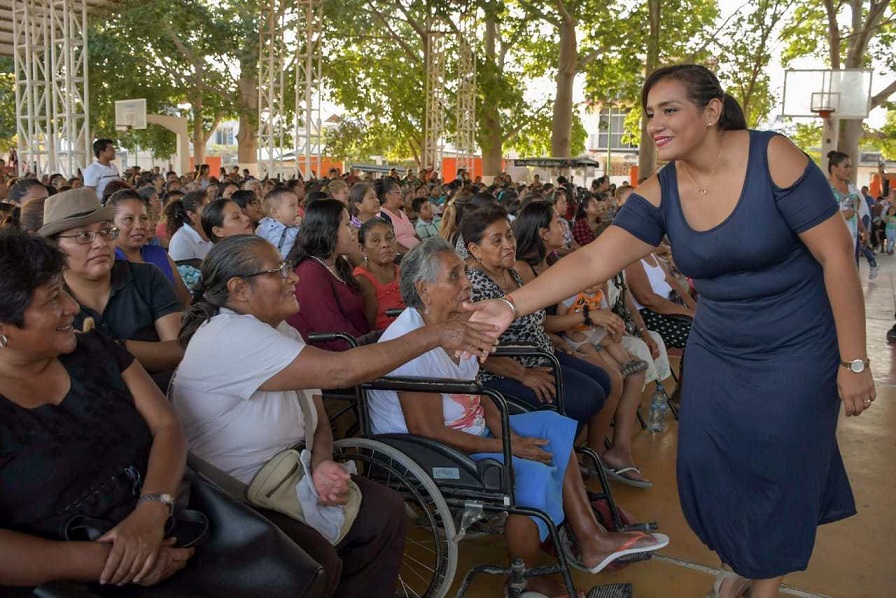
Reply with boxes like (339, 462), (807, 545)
(114, 99), (147, 130)
(782, 69), (873, 119)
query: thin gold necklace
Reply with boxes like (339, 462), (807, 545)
(680, 146), (724, 196)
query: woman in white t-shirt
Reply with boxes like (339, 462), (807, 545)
(169, 234), (498, 598)
(367, 238), (668, 598)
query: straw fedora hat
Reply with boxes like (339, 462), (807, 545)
(38, 189), (117, 238)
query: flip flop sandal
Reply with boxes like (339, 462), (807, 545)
(603, 465), (653, 488)
(620, 359), (649, 378)
(586, 532), (669, 574)
(706, 570), (752, 598)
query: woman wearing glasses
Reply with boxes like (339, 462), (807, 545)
(170, 234), (498, 598)
(38, 189), (184, 376)
(376, 177), (420, 254)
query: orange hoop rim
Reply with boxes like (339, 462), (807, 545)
(812, 108), (835, 119)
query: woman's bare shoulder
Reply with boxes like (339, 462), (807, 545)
(633, 175), (661, 207)
(767, 134), (810, 188)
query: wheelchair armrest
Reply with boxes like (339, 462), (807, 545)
(306, 331), (359, 349)
(361, 376), (482, 395)
(362, 377), (516, 502)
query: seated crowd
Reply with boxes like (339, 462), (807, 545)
(0, 155), (693, 596)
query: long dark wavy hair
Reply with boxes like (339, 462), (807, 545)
(286, 198), (359, 291)
(513, 200), (555, 269)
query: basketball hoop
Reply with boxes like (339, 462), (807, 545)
(811, 107), (836, 124)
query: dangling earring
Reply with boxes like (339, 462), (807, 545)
(0, 334), (8, 348)
(363, 255), (369, 267)
(424, 306), (431, 315)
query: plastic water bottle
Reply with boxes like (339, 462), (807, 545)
(646, 388), (668, 432)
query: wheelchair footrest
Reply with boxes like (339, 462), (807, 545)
(586, 583), (634, 598)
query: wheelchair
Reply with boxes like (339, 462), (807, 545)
(309, 332), (658, 598)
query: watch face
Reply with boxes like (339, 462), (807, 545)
(850, 360), (864, 373)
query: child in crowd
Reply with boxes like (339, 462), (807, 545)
(413, 197), (440, 239)
(557, 283), (649, 378)
(255, 187), (300, 258)
(886, 206), (896, 255)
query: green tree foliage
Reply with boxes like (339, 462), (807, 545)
(712, 0), (796, 128)
(789, 121), (824, 164)
(88, 0), (244, 165)
(0, 57), (15, 152)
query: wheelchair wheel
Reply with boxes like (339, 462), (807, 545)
(334, 438), (457, 598)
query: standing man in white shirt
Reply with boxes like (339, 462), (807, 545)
(83, 138), (120, 203)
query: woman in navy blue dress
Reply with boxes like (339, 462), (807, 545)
(471, 65), (874, 598)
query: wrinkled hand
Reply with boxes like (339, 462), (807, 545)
(98, 504), (167, 586)
(434, 315), (499, 362)
(838, 368), (875, 417)
(519, 366), (556, 404)
(464, 299), (513, 342)
(511, 436), (552, 464)
(312, 460), (351, 506)
(134, 538), (194, 587)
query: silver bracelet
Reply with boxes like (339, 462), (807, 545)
(497, 296), (519, 320)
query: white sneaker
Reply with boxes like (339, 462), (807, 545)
(870, 266), (880, 280)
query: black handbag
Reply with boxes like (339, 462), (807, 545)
(25, 467), (328, 598)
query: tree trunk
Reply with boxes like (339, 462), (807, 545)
(237, 67), (259, 173)
(192, 101), (206, 168)
(551, 15), (577, 157)
(481, 11), (503, 179)
(638, 0), (661, 180)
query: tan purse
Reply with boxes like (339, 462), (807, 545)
(246, 390), (361, 545)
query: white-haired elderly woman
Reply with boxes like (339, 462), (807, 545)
(169, 234), (499, 598)
(367, 238), (668, 598)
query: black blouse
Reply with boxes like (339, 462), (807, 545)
(0, 331), (152, 539)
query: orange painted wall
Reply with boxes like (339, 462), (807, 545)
(870, 174), (894, 198)
(189, 156), (222, 175)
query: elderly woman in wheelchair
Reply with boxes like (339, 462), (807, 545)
(168, 235), (499, 598)
(367, 238), (669, 598)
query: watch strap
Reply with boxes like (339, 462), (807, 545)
(138, 493), (175, 516)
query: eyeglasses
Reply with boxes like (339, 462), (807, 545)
(243, 261), (291, 280)
(57, 227), (119, 245)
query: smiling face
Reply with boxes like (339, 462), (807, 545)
(113, 199), (151, 251)
(468, 217), (516, 270)
(0, 276), (80, 359)
(56, 221), (116, 281)
(417, 251), (472, 323)
(334, 209), (358, 256)
(831, 158), (853, 182)
(645, 78), (721, 162)
(361, 222), (397, 267)
(213, 202), (254, 240)
(236, 243), (300, 326)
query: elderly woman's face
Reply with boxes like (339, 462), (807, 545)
(242, 244), (299, 325)
(2, 276), (79, 358)
(469, 218), (515, 270)
(361, 223), (397, 266)
(419, 251), (471, 321)
(56, 221), (116, 281)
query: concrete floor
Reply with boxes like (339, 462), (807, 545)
(446, 256), (896, 598)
